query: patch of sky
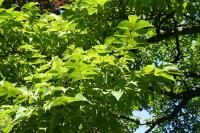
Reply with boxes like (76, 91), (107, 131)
(132, 109), (153, 133)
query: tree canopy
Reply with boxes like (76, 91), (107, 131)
(0, 0), (200, 132)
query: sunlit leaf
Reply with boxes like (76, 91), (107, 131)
(44, 96), (87, 110)
(0, 81), (22, 98)
(111, 90), (124, 101)
(0, 0), (4, 6)
(154, 68), (175, 81)
(144, 65), (155, 74)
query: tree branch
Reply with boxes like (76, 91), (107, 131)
(147, 25), (200, 43)
(184, 71), (200, 78)
(183, 14), (200, 24)
(172, 35), (182, 63)
(110, 113), (142, 125)
(145, 97), (189, 133)
(161, 90), (181, 99)
(111, 88), (200, 132)
(172, 17), (182, 63)
(145, 88), (200, 132)
(161, 88), (200, 99)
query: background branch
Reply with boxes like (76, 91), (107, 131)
(147, 25), (200, 43)
(183, 14), (200, 24)
(145, 88), (200, 132)
(145, 97), (189, 133)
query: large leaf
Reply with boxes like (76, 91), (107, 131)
(135, 20), (154, 30)
(117, 20), (133, 30)
(44, 96), (87, 110)
(154, 68), (175, 81)
(128, 15), (138, 24)
(0, 81), (22, 98)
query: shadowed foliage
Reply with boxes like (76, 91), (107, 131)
(0, 0), (200, 132)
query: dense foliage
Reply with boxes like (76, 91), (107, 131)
(0, 0), (200, 132)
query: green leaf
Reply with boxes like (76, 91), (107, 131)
(154, 68), (175, 81)
(111, 90), (124, 101)
(135, 20), (154, 30)
(75, 93), (91, 103)
(37, 64), (50, 72)
(143, 65), (155, 74)
(44, 96), (86, 110)
(117, 20), (132, 30)
(97, 0), (108, 5)
(52, 57), (64, 69)
(0, 0), (4, 7)
(114, 29), (130, 38)
(0, 109), (14, 133)
(0, 9), (11, 22)
(23, 2), (39, 10)
(13, 95), (28, 105)
(163, 63), (183, 76)
(13, 107), (33, 122)
(128, 15), (138, 24)
(0, 81), (22, 98)
(26, 53), (46, 59)
(84, 0), (107, 5)
(18, 44), (36, 52)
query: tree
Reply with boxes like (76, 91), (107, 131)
(0, 0), (199, 132)
(1, 0), (71, 14)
